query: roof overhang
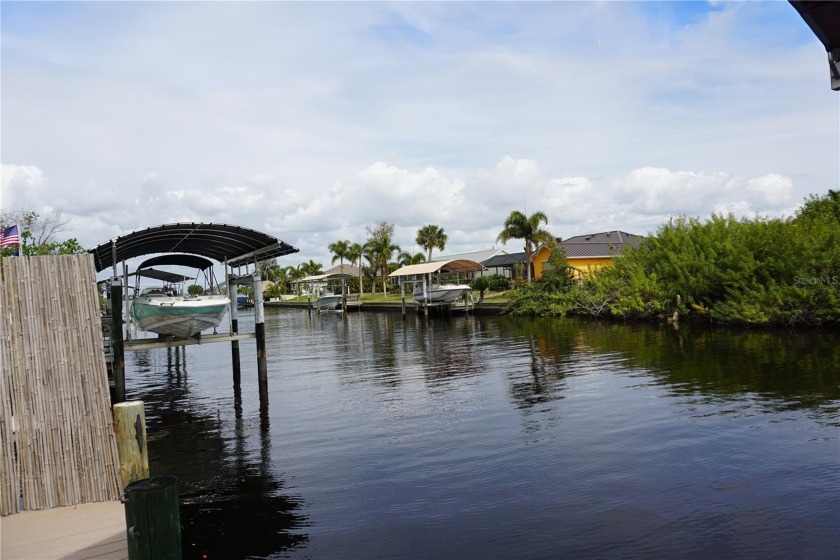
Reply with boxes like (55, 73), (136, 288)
(88, 222), (299, 273)
(389, 259), (484, 278)
(131, 269), (194, 283)
(790, 1), (840, 90)
(298, 272), (355, 283)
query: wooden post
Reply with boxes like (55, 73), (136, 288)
(110, 277), (126, 403)
(228, 278), (241, 388)
(254, 273), (268, 400)
(123, 475), (181, 560)
(400, 281), (406, 317)
(113, 401), (149, 489)
(422, 277), (429, 317)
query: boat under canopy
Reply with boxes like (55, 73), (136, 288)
(390, 259), (485, 305)
(129, 254), (231, 338)
(299, 271), (355, 311)
(389, 259), (485, 278)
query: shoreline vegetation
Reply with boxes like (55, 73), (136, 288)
(274, 190), (839, 328)
(504, 191), (839, 327)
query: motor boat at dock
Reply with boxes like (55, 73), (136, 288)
(129, 255), (230, 338)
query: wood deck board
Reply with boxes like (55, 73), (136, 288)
(1, 501), (128, 560)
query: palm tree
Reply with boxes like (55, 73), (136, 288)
(415, 224), (448, 261)
(299, 259), (323, 277)
(257, 258), (282, 282)
(364, 235), (400, 296)
(347, 242), (364, 294)
(398, 250), (426, 267)
(284, 265), (304, 295)
(328, 239), (351, 269)
(496, 210), (554, 283)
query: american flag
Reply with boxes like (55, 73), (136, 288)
(0, 225), (21, 248)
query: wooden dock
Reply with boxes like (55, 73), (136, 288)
(125, 331), (256, 351)
(0, 500), (128, 560)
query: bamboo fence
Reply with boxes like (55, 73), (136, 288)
(0, 254), (122, 515)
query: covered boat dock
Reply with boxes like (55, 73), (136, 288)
(389, 259), (485, 315)
(89, 222), (299, 402)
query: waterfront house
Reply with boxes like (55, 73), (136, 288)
(534, 231), (643, 280)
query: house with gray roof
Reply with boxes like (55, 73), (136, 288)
(534, 231), (644, 279)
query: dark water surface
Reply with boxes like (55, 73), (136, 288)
(126, 309), (840, 560)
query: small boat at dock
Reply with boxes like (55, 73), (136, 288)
(129, 255), (230, 338)
(411, 284), (472, 304)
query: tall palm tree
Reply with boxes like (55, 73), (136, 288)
(496, 210), (554, 283)
(347, 242), (364, 294)
(415, 224), (448, 261)
(328, 239), (351, 269)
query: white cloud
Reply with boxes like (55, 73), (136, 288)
(0, 1), (835, 267)
(1, 163), (48, 209)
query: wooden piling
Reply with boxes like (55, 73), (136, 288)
(254, 274), (269, 400)
(110, 278), (126, 403)
(123, 475), (182, 560)
(113, 401), (149, 489)
(228, 279), (241, 388)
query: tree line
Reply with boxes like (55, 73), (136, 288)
(505, 190), (840, 326)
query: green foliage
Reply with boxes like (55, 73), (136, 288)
(470, 275), (493, 301)
(487, 275), (511, 291)
(537, 243), (574, 292)
(503, 191), (840, 326)
(0, 210), (86, 256)
(187, 284), (205, 296)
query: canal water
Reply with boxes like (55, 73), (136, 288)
(126, 309), (840, 560)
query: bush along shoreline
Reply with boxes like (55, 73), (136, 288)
(503, 191), (840, 327)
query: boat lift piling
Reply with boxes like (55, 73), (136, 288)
(227, 271), (269, 402)
(227, 267), (241, 388)
(110, 277), (127, 403)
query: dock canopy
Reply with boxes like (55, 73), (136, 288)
(298, 271), (355, 283)
(89, 222), (299, 272)
(131, 269), (193, 283)
(389, 259), (484, 278)
(128, 255), (214, 283)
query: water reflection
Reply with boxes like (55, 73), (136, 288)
(499, 317), (840, 422)
(126, 346), (308, 560)
(125, 310), (838, 560)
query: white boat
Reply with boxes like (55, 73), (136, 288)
(412, 284), (472, 304)
(129, 255), (230, 338)
(312, 291), (344, 311)
(300, 269), (356, 312)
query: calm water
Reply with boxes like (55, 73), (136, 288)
(126, 309), (840, 560)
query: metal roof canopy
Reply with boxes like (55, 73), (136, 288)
(131, 269), (193, 283)
(136, 254), (216, 271)
(89, 222), (299, 273)
(389, 259), (484, 278)
(790, 0), (840, 90)
(299, 272), (355, 283)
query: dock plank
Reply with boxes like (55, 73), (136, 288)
(1, 501), (128, 560)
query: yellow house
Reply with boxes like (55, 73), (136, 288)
(534, 231), (643, 280)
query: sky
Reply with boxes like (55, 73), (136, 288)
(1, 0), (838, 272)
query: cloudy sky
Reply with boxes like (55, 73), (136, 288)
(2, 1), (837, 269)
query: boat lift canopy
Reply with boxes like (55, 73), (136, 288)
(389, 259), (485, 278)
(89, 222), (299, 273)
(298, 271), (355, 283)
